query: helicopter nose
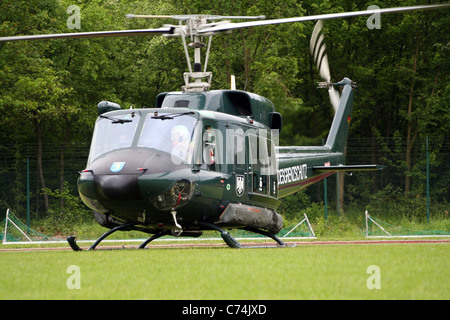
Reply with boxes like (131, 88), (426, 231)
(83, 148), (192, 202)
(94, 174), (142, 200)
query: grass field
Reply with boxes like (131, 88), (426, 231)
(0, 242), (449, 300)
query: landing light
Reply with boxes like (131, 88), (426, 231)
(150, 179), (194, 210)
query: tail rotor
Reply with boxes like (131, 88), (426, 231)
(310, 20), (340, 112)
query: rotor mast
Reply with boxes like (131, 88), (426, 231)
(127, 14), (265, 92)
(179, 16), (213, 92)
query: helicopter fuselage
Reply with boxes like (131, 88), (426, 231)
(78, 103), (282, 234)
(78, 82), (355, 237)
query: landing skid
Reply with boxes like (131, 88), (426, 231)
(197, 221), (292, 249)
(67, 222), (136, 251)
(242, 227), (286, 247)
(67, 221), (293, 251)
(67, 225), (195, 251)
(67, 223), (173, 251)
(137, 229), (171, 249)
(197, 221), (243, 248)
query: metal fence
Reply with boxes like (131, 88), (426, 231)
(301, 136), (449, 221)
(0, 136), (448, 225)
(0, 142), (90, 223)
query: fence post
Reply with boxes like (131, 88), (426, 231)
(27, 158), (30, 233)
(324, 177), (328, 220)
(426, 136), (430, 223)
(336, 172), (340, 216)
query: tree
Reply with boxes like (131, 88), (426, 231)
(0, 0), (70, 212)
(1, 0), (448, 218)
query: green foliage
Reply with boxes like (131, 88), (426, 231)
(41, 181), (92, 233)
(2, 0), (448, 139)
(0, 0), (448, 222)
(365, 184), (449, 223)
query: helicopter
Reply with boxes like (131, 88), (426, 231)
(1, 4), (448, 250)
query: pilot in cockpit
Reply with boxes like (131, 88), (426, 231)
(171, 125), (192, 164)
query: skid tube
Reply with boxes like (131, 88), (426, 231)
(137, 229), (172, 249)
(66, 222), (293, 251)
(197, 221), (292, 248)
(67, 222), (136, 251)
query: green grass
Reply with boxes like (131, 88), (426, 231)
(1, 243), (449, 300)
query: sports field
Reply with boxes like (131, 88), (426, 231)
(0, 241), (448, 300)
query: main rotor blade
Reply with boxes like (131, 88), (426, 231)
(126, 14), (266, 20)
(197, 4), (450, 34)
(0, 28), (174, 42)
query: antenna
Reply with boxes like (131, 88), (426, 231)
(230, 75), (236, 90)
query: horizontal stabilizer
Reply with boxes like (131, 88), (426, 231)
(312, 165), (386, 172)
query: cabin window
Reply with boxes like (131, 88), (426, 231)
(234, 135), (246, 168)
(202, 125), (221, 171)
(174, 100), (190, 108)
(247, 130), (277, 196)
(225, 126), (246, 169)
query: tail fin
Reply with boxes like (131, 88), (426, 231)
(325, 78), (356, 152)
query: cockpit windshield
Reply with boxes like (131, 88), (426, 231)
(88, 111), (198, 165)
(137, 113), (197, 164)
(88, 113), (140, 163)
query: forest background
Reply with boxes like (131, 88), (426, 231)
(0, 0), (448, 234)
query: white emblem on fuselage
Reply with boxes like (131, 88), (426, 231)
(110, 162), (125, 172)
(236, 175), (244, 196)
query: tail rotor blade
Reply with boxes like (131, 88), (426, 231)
(310, 21), (329, 82)
(310, 20), (340, 112)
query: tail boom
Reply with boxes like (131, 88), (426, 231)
(275, 78), (357, 198)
